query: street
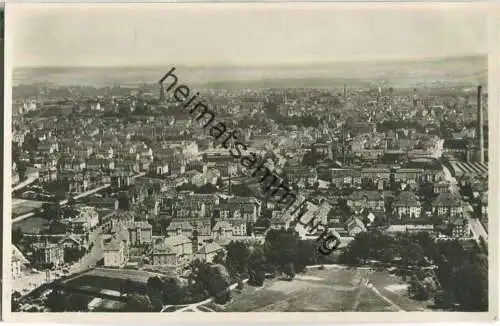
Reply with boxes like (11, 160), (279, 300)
(441, 164), (488, 243)
(13, 225), (105, 295)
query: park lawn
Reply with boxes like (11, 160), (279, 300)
(64, 268), (167, 294)
(65, 275), (143, 293)
(203, 266), (427, 312)
(364, 270), (431, 311)
(12, 199), (44, 217)
(85, 268), (160, 283)
(204, 279), (288, 312)
(13, 216), (49, 234)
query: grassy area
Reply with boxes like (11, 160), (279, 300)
(202, 266), (428, 312)
(13, 216), (49, 234)
(12, 199), (44, 217)
(85, 268), (160, 283)
(65, 275), (143, 293)
(63, 268), (162, 293)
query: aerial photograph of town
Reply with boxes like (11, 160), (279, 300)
(6, 3), (490, 316)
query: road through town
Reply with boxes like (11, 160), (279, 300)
(441, 164), (488, 244)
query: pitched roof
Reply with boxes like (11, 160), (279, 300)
(348, 190), (383, 201)
(164, 234), (191, 247)
(198, 242), (223, 254)
(347, 217), (367, 232)
(127, 221), (152, 230)
(213, 220), (232, 230)
(152, 243), (176, 255)
(167, 221), (193, 231)
(393, 191), (421, 207)
(433, 192), (462, 207)
(450, 216), (468, 226)
(103, 237), (123, 252)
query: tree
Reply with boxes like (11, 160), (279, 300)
(11, 291), (22, 312)
(246, 221), (254, 236)
(12, 228), (23, 245)
(16, 161), (27, 181)
(146, 276), (163, 311)
(236, 277), (244, 291)
(408, 275), (431, 301)
(282, 262), (295, 280)
(216, 178), (225, 189)
(247, 248), (266, 287)
(160, 277), (184, 305)
(264, 229), (300, 267)
(65, 294), (89, 312)
(402, 243), (424, 266)
(453, 254), (488, 311)
(339, 232), (372, 266)
(176, 183), (198, 193)
(67, 196), (77, 206)
(118, 192), (131, 210)
(434, 289), (454, 309)
(120, 278), (138, 295)
(42, 202), (62, 220)
(226, 241), (251, 275)
(64, 247), (85, 263)
(125, 293), (153, 312)
(295, 240), (318, 272)
(190, 263), (232, 304)
(248, 269), (265, 287)
(46, 289), (66, 312)
(196, 183), (218, 194)
(213, 251), (225, 265)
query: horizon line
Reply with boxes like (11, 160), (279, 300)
(12, 54), (486, 69)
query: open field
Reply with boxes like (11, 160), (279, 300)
(13, 216), (49, 234)
(202, 266), (428, 312)
(12, 199), (44, 217)
(63, 268), (164, 293)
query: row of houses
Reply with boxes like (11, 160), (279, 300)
(102, 220), (225, 270)
(345, 190), (464, 219)
(330, 167), (445, 188)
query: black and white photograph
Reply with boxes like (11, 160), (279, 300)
(3, 2), (497, 323)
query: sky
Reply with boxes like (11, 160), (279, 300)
(9, 3), (492, 67)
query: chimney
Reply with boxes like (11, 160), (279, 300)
(477, 85), (484, 163)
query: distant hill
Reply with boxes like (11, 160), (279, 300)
(13, 55), (487, 89)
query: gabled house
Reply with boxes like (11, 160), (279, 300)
(432, 192), (463, 218)
(212, 220), (233, 239)
(219, 197), (260, 222)
(449, 215), (471, 238)
(433, 181), (450, 194)
(163, 234), (193, 257)
(346, 217), (367, 236)
(197, 242), (224, 263)
(103, 236), (128, 267)
(347, 190), (385, 213)
(166, 221), (194, 237)
(127, 221), (153, 246)
(269, 214), (291, 231)
(392, 191), (422, 219)
(151, 243), (178, 266)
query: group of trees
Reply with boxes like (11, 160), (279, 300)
(224, 229), (333, 285)
(129, 229), (335, 311)
(132, 260), (233, 311)
(12, 228), (23, 245)
(340, 230), (488, 311)
(46, 288), (89, 312)
(42, 180), (71, 201)
(175, 183), (219, 194)
(63, 246), (86, 263)
(41, 202), (81, 221)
